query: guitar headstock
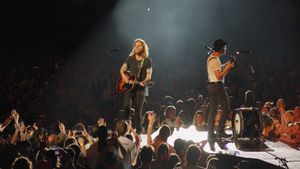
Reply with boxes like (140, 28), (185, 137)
(230, 55), (237, 64)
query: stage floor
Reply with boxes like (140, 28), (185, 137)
(140, 126), (300, 169)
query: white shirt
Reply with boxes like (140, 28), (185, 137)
(207, 54), (223, 83)
(117, 136), (138, 165)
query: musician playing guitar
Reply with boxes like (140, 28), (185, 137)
(206, 39), (235, 151)
(119, 38), (153, 133)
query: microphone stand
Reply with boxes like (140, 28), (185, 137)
(235, 50), (263, 139)
(107, 49), (119, 117)
(204, 46), (213, 55)
(265, 151), (289, 169)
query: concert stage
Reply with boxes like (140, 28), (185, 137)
(140, 126), (300, 169)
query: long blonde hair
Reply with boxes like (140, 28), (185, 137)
(193, 110), (204, 126)
(129, 38), (149, 58)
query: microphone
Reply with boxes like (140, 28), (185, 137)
(205, 46), (213, 51)
(107, 48), (120, 54)
(236, 50), (252, 54)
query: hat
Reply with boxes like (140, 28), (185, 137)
(213, 39), (227, 52)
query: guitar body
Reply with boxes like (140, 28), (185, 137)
(116, 71), (136, 94)
(116, 71), (155, 94)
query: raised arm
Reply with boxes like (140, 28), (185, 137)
(0, 109), (16, 132)
(147, 112), (155, 145)
(58, 121), (66, 134)
(78, 137), (87, 158)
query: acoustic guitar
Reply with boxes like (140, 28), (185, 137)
(116, 70), (154, 94)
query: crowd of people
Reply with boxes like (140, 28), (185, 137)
(1, 89), (299, 169)
(0, 107), (209, 169)
(261, 99), (300, 144)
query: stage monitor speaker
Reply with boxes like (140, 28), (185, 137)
(214, 153), (283, 169)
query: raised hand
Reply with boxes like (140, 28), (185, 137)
(33, 123), (38, 131)
(82, 128), (88, 137)
(58, 121), (66, 134)
(147, 111), (155, 124)
(13, 111), (19, 124)
(11, 109), (17, 117)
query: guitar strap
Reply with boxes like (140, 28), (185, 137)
(137, 59), (144, 79)
(208, 56), (217, 62)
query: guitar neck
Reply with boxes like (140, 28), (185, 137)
(132, 81), (153, 85)
(133, 81), (142, 84)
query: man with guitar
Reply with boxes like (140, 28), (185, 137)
(206, 39), (235, 151)
(118, 38), (153, 133)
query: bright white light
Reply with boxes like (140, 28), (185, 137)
(168, 126), (207, 146)
(140, 126), (234, 147)
(147, 8), (150, 11)
(140, 126), (208, 146)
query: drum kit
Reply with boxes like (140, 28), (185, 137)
(233, 107), (262, 140)
(232, 107), (271, 151)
